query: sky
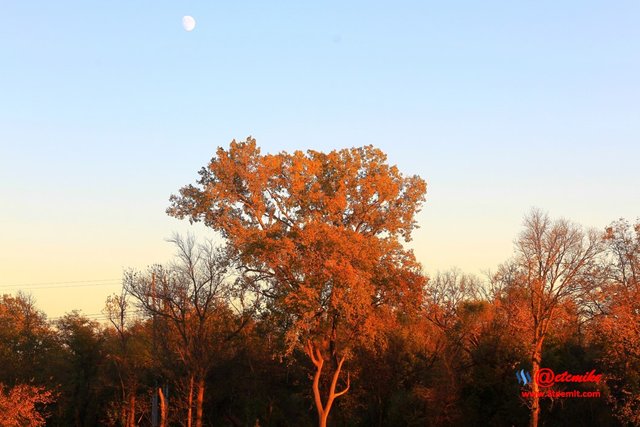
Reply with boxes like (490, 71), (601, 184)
(1, 1), (639, 319)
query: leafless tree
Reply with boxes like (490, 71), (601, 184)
(424, 268), (483, 330)
(104, 291), (138, 427)
(124, 235), (252, 427)
(504, 209), (604, 427)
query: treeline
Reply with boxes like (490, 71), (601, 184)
(1, 218), (638, 426)
(1, 141), (639, 426)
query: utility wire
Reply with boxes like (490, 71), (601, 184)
(0, 278), (121, 288)
(0, 280), (122, 291)
(48, 309), (145, 322)
(2, 282), (122, 291)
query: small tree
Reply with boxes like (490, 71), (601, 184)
(104, 292), (153, 427)
(56, 312), (106, 427)
(0, 293), (59, 386)
(125, 235), (248, 427)
(167, 139), (427, 426)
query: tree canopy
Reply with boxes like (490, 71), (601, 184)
(168, 139), (427, 353)
(168, 139), (427, 426)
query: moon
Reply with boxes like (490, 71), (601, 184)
(182, 16), (196, 32)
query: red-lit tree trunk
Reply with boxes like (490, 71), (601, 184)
(196, 376), (205, 427)
(127, 392), (136, 427)
(305, 341), (350, 427)
(158, 387), (167, 427)
(187, 375), (194, 427)
(530, 318), (547, 427)
(530, 348), (541, 427)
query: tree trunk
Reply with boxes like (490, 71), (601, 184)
(158, 387), (168, 427)
(530, 338), (544, 427)
(319, 411), (328, 427)
(127, 392), (136, 427)
(305, 341), (350, 427)
(196, 377), (205, 427)
(530, 357), (539, 427)
(187, 375), (194, 427)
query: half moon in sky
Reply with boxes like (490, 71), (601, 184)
(182, 16), (196, 32)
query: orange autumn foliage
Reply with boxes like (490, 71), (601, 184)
(597, 219), (640, 425)
(168, 139), (427, 355)
(0, 384), (54, 427)
(168, 139), (427, 426)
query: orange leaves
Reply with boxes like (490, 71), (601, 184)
(595, 282), (640, 425)
(169, 140), (426, 245)
(0, 383), (55, 427)
(168, 139), (428, 359)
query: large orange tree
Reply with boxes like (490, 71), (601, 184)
(168, 138), (426, 426)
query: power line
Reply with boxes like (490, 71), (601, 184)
(0, 280), (122, 291)
(48, 309), (146, 322)
(0, 278), (121, 288)
(2, 282), (122, 291)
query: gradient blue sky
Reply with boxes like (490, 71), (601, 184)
(1, 1), (639, 318)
